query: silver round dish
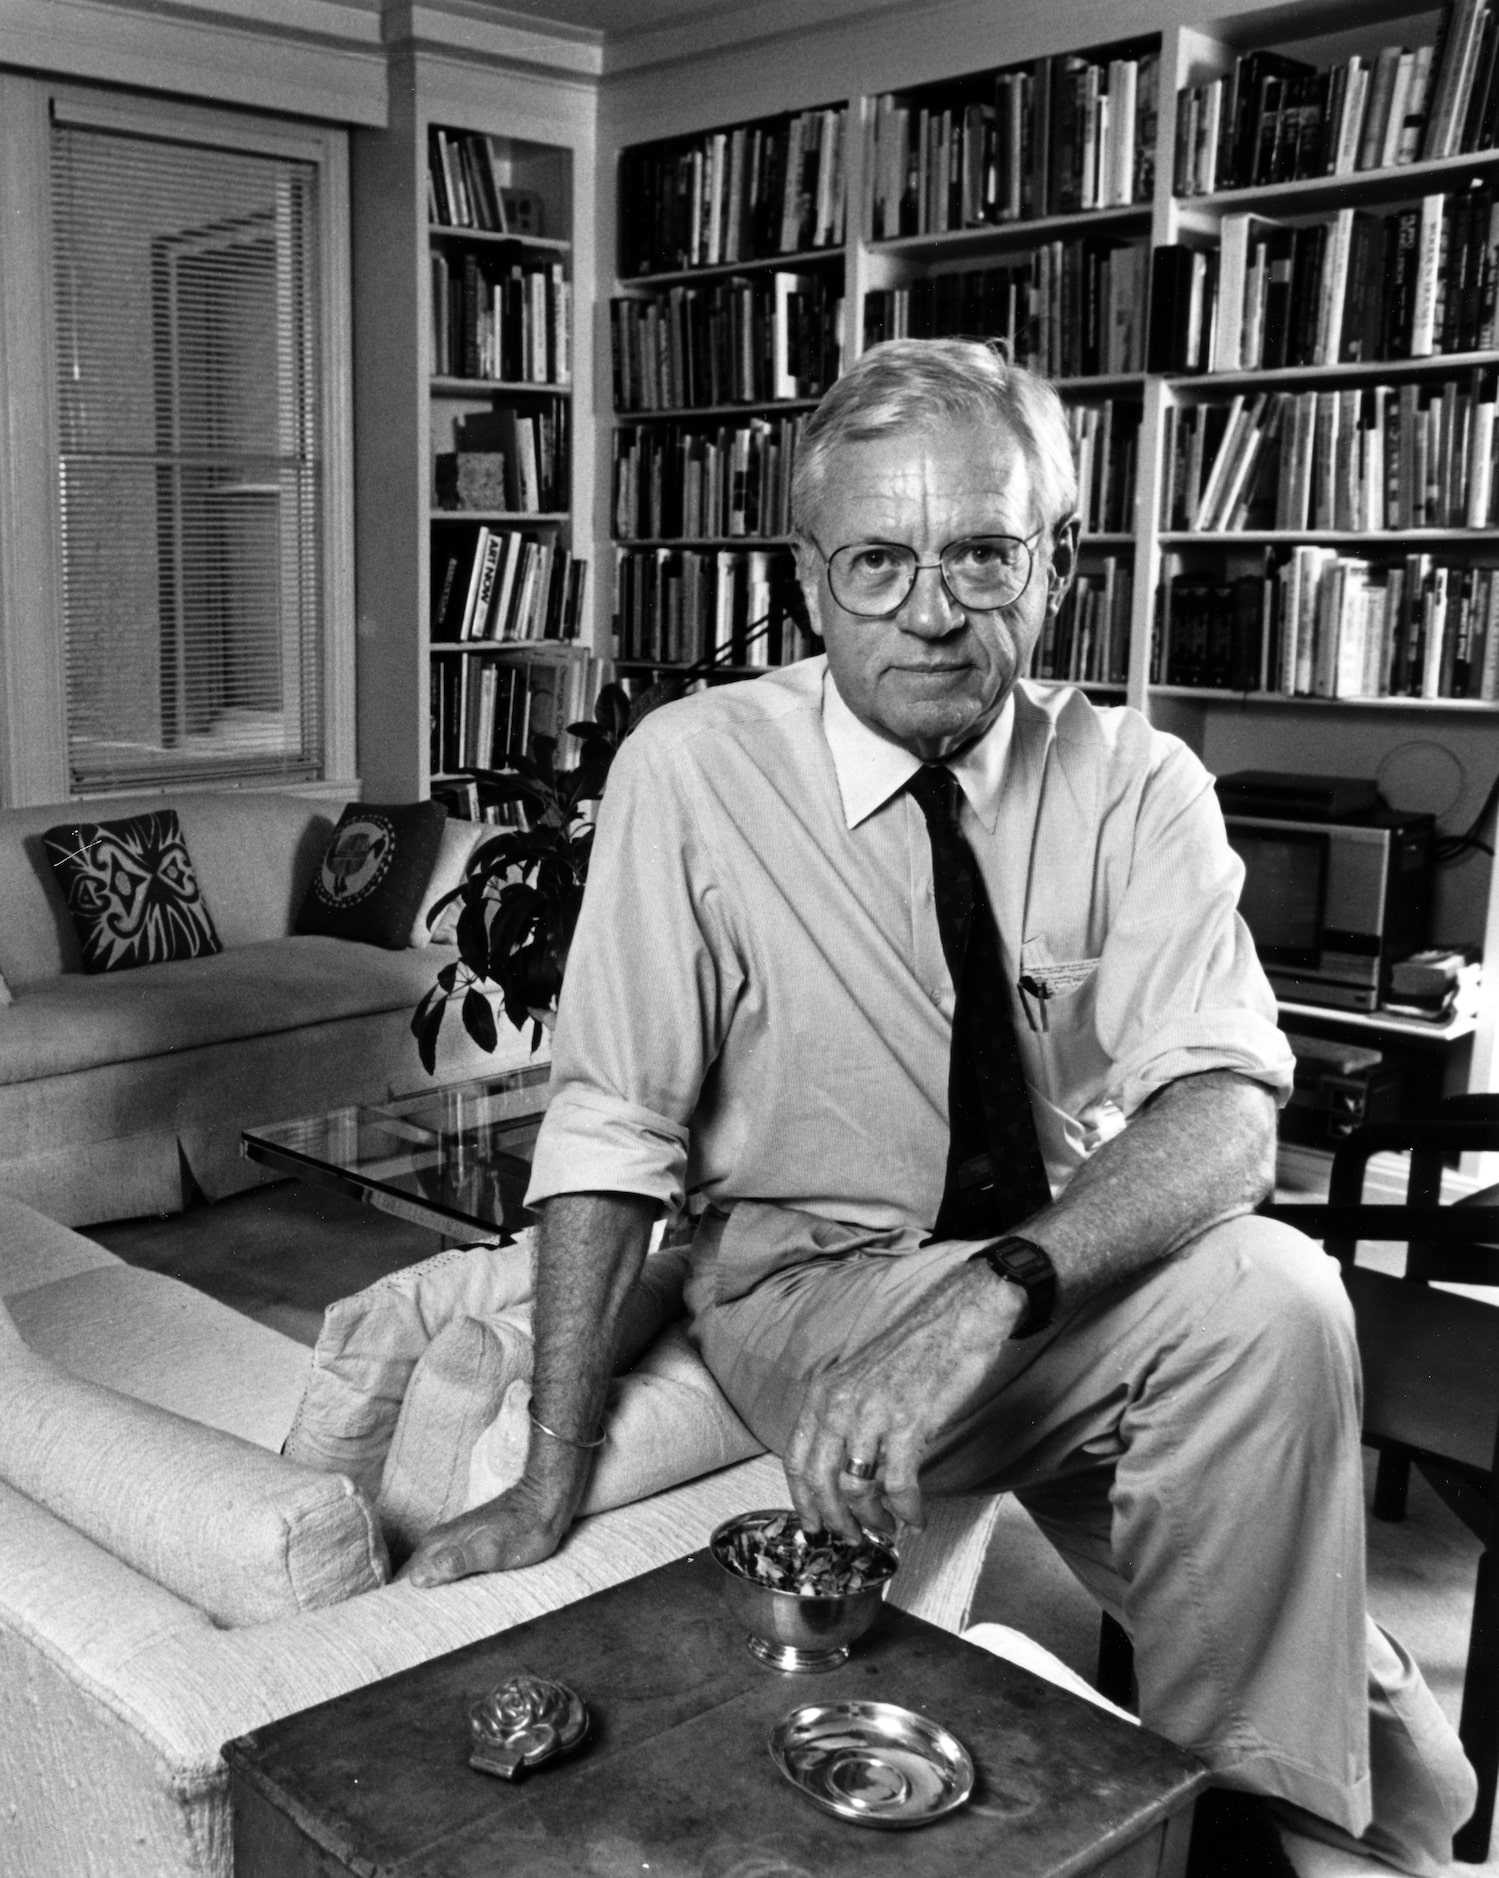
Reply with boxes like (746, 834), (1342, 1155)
(769, 1699), (975, 1828)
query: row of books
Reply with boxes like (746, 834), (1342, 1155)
(1163, 375), (1499, 534)
(1147, 189), (1496, 376)
(1066, 401), (1141, 536)
(1210, 192), (1498, 376)
(1034, 559), (1133, 684)
(612, 414), (804, 543)
(1154, 551), (1499, 698)
(429, 250), (570, 384)
(431, 651), (595, 779)
(613, 546), (811, 669)
(861, 239), (1150, 380)
(434, 405), (569, 516)
(610, 277), (842, 413)
(430, 525), (587, 644)
(619, 108), (846, 278)
(427, 128), (545, 237)
(1175, 4), (1499, 197)
(870, 49), (1159, 239)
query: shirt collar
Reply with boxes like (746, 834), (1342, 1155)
(821, 670), (1015, 834)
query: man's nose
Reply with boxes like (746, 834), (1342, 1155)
(896, 561), (963, 635)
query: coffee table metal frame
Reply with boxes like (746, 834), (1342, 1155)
(241, 1063), (551, 1243)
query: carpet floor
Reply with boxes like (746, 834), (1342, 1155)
(89, 1177), (1495, 1873)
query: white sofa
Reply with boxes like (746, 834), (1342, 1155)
(0, 1192), (1003, 1878)
(0, 791), (527, 1225)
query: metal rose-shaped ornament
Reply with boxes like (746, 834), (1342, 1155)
(468, 1671), (588, 1779)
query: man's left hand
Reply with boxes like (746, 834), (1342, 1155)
(781, 1257), (1021, 1542)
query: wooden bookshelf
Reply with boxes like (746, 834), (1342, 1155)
(606, 101), (851, 683)
(352, 58), (597, 813)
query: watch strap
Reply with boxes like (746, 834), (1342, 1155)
(967, 1234), (1057, 1339)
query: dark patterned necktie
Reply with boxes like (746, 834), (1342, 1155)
(906, 763), (1052, 1239)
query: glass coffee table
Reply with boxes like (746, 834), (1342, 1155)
(241, 1065), (552, 1244)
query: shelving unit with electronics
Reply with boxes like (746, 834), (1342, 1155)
(598, 0), (1498, 1143)
(1146, 3), (1499, 1150)
(607, 105), (846, 690)
(351, 48), (596, 816)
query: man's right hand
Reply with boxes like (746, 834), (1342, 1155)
(399, 1475), (575, 1588)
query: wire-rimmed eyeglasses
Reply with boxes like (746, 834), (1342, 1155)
(809, 527), (1046, 619)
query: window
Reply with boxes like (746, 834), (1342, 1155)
(49, 100), (343, 792)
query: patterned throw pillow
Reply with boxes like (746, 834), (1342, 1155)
(42, 809), (222, 974)
(296, 800), (448, 950)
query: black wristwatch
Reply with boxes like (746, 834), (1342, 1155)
(967, 1235), (1057, 1339)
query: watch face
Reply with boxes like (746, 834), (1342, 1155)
(979, 1237), (1055, 1337)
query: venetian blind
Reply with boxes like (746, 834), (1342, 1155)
(51, 116), (325, 792)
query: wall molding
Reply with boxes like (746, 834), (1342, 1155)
(387, 1), (603, 80)
(0, 0), (388, 123)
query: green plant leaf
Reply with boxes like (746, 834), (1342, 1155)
(489, 889), (542, 983)
(570, 749), (614, 804)
(462, 985), (499, 1054)
(455, 899), (491, 975)
(595, 681), (633, 741)
(411, 985), (446, 1075)
(472, 773), (543, 806)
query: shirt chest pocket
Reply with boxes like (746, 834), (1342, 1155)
(1017, 938), (1102, 1035)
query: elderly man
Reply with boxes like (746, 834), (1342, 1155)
(408, 340), (1474, 1874)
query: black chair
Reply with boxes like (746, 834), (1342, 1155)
(1095, 1098), (1499, 1860)
(1268, 1096), (1499, 1862)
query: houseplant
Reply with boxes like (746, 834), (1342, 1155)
(411, 679), (637, 1072)
(413, 600), (804, 1074)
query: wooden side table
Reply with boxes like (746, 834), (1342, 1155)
(226, 1551), (1206, 1877)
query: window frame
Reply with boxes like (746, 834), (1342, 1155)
(0, 76), (355, 805)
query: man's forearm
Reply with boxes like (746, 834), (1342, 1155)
(524, 1189), (657, 1510)
(1020, 1068), (1278, 1314)
(401, 1188), (657, 1586)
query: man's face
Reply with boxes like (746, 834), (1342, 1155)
(795, 418), (1076, 761)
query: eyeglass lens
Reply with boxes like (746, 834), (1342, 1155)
(828, 536), (1033, 616)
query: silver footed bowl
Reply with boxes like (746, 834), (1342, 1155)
(710, 1508), (899, 1674)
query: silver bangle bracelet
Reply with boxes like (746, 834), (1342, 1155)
(527, 1409), (606, 1450)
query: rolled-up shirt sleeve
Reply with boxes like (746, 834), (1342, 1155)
(525, 719), (743, 1216)
(1091, 740), (1294, 1118)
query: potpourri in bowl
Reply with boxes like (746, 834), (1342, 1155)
(710, 1509), (899, 1673)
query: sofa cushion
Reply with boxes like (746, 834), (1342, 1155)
(376, 1313), (522, 1557)
(394, 1317), (763, 1533)
(282, 1238), (537, 1499)
(297, 801), (447, 951)
(0, 1193), (121, 1296)
(289, 1234), (694, 1516)
(0, 935), (458, 1088)
(7, 1263), (311, 1451)
(410, 817), (487, 948)
(0, 1338), (387, 1626)
(42, 809), (222, 973)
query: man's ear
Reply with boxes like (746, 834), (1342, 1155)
(1044, 515), (1081, 617)
(790, 536), (824, 635)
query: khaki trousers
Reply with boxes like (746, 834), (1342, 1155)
(686, 1209), (1477, 1875)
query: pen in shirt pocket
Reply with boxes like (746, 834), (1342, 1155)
(1017, 974), (1052, 1032)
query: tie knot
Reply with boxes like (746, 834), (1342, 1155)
(907, 763), (963, 831)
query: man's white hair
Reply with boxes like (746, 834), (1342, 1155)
(791, 337), (1078, 540)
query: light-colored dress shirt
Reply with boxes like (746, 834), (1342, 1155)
(526, 657), (1293, 1236)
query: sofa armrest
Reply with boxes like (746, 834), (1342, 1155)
(0, 1344), (387, 1627)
